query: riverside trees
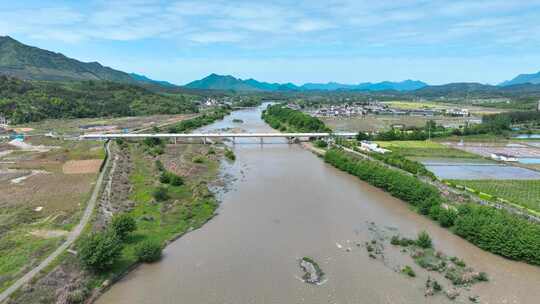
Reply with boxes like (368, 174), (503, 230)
(324, 148), (540, 266)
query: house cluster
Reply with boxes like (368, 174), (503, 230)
(446, 108), (470, 117)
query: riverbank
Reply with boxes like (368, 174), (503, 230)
(323, 147), (540, 266)
(4, 109), (232, 303)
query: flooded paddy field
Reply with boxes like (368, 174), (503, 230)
(96, 105), (540, 304)
(415, 157), (540, 180)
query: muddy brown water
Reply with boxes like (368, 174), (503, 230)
(97, 105), (540, 304)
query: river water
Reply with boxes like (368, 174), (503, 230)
(97, 105), (540, 304)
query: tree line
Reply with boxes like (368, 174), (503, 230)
(262, 104), (331, 132)
(0, 76), (197, 124)
(166, 106), (231, 133)
(324, 148), (540, 265)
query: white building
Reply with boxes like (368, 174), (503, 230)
(359, 141), (391, 154)
(490, 153), (518, 162)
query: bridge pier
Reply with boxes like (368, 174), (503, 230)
(203, 137), (207, 145)
(260, 137), (263, 144)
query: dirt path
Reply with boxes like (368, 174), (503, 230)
(0, 141), (112, 303)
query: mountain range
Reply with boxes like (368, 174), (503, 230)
(1, 36), (540, 94)
(185, 73), (428, 92)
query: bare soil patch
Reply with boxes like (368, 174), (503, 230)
(62, 159), (102, 174)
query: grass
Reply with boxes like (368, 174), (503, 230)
(449, 179), (540, 213)
(106, 144), (219, 275)
(376, 140), (480, 158)
(0, 138), (104, 293)
(0, 231), (64, 292)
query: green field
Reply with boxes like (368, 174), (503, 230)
(376, 141), (481, 158)
(449, 179), (540, 213)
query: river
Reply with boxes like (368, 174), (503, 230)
(97, 104), (540, 304)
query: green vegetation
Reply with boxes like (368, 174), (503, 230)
(377, 140), (479, 158)
(262, 104), (330, 132)
(449, 180), (540, 213)
(368, 151), (435, 179)
(224, 148), (236, 161)
(111, 214), (137, 241)
(152, 186), (169, 202)
(78, 230), (123, 272)
(167, 107), (230, 133)
(324, 148), (442, 216)
(134, 240), (163, 263)
(324, 148), (540, 266)
(453, 204), (540, 265)
(416, 231), (433, 249)
(0, 76), (197, 124)
(401, 265), (416, 277)
(313, 139), (328, 148)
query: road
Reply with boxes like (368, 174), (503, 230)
(0, 141), (112, 303)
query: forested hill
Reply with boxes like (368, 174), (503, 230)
(0, 76), (197, 124)
(0, 36), (177, 89)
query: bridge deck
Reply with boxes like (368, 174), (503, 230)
(80, 132), (357, 139)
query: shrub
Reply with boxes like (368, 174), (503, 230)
(169, 173), (184, 186)
(155, 159), (165, 172)
(224, 149), (236, 161)
(153, 186), (169, 201)
(159, 172), (170, 184)
(207, 147), (216, 155)
(314, 139), (328, 148)
(192, 156), (205, 163)
(78, 230), (123, 272)
(416, 231), (433, 249)
(111, 214), (137, 241)
(438, 208), (458, 228)
(135, 240), (163, 263)
(402, 265), (416, 277)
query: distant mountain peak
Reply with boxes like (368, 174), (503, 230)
(500, 71), (540, 86)
(185, 73), (428, 92)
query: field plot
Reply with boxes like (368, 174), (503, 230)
(17, 113), (197, 135)
(323, 115), (473, 132)
(382, 101), (506, 116)
(376, 140), (480, 158)
(449, 179), (540, 213)
(0, 136), (104, 292)
(445, 142), (540, 158)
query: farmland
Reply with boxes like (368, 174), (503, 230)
(449, 179), (540, 213)
(376, 140), (481, 158)
(0, 136), (104, 292)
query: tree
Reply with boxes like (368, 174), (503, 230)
(111, 214), (137, 241)
(356, 131), (370, 141)
(78, 230), (123, 272)
(135, 239), (163, 263)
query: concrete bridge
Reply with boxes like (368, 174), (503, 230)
(80, 132), (357, 144)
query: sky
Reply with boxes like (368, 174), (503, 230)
(1, 0), (540, 85)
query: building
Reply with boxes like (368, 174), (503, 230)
(490, 153), (518, 162)
(359, 141), (391, 154)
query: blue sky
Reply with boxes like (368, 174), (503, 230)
(1, 0), (540, 85)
